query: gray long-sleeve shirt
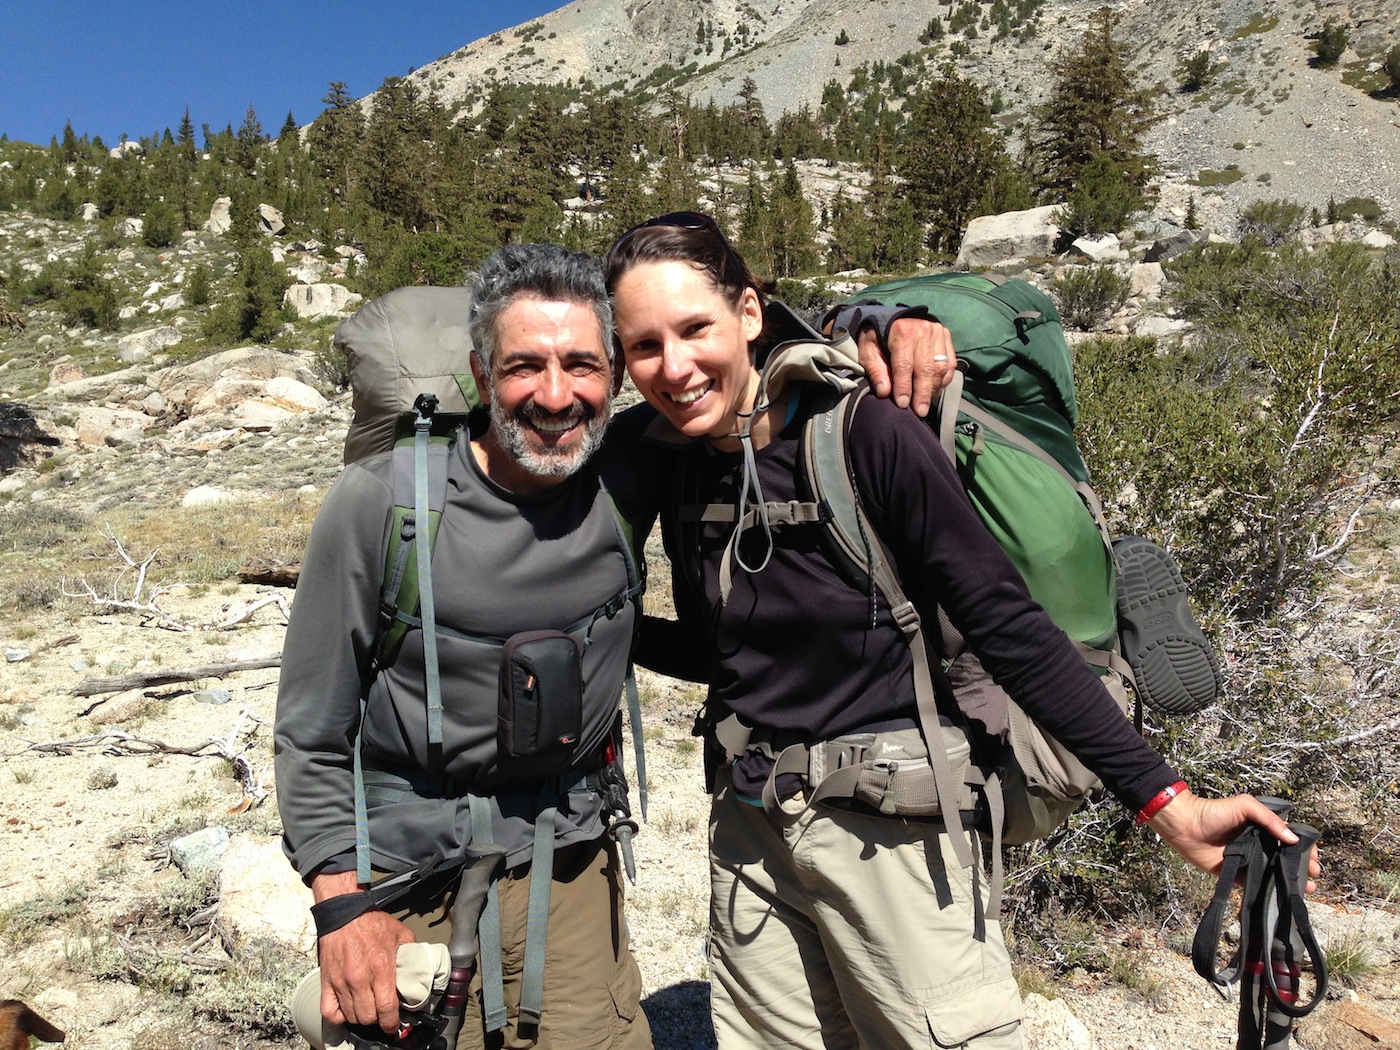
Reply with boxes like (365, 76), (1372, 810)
(274, 424), (657, 878)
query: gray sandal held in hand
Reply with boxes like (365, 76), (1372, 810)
(1113, 536), (1223, 715)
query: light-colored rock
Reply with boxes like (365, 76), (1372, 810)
(955, 205), (1065, 269)
(1067, 233), (1125, 263)
(117, 325), (182, 363)
(1134, 316), (1192, 339)
(257, 203), (286, 236)
(283, 282), (362, 319)
(1302, 999), (1400, 1050)
(103, 427), (145, 448)
(49, 362), (87, 385)
(1361, 230), (1395, 249)
(263, 376), (329, 413)
(231, 400), (297, 430)
(75, 407), (151, 447)
(168, 424), (247, 451)
(1129, 262), (1167, 301)
(140, 391), (167, 416)
(80, 202), (99, 221)
(1023, 993), (1096, 1050)
(45, 363), (145, 398)
(169, 826), (230, 879)
(1143, 227), (1205, 263)
(204, 196), (232, 236)
(151, 347), (317, 411)
(287, 263), (324, 284)
(117, 217), (143, 238)
(218, 835), (316, 952)
(182, 485), (238, 507)
(159, 292), (186, 312)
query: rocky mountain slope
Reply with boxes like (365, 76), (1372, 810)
(392, 0), (1400, 227)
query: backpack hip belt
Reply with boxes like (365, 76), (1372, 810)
(711, 713), (981, 826)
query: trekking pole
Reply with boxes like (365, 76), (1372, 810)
(1192, 797), (1327, 1050)
(598, 751), (638, 883)
(435, 843), (507, 1050)
(1261, 818), (1324, 1050)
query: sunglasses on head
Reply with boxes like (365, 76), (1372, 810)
(612, 211), (723, 249)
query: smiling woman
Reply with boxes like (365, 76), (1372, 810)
(606, 213), (1313, 1050)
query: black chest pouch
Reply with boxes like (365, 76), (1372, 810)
(498, 630), (584, 775)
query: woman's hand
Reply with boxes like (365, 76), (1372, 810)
(1148, 788), (1321, 891)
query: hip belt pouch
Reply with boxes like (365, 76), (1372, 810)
(499, 630), (583, 760)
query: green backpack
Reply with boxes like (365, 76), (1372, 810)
(831, 272), (1219, 842)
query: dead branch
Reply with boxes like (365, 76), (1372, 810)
(205, 592), (289, 629)
(72, 655), (282, 697)
(62, 525), (187, 630)
(23, 707), (270, 808)
(62, 527), (290, 631)
(237, 559), (301, 587)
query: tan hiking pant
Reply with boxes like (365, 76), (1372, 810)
(393, 836), (650, 1050)
(708, 774), (1023, 1049)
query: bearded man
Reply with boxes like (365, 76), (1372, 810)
(275, 243), (660, 1050)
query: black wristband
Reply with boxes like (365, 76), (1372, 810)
(311, 891), (379, 937)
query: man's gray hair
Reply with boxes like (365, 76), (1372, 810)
(467, 244), (613, 375)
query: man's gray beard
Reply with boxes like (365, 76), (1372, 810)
(489, 388), (612, 479)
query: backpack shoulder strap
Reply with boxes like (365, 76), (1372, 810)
(357, 394), (453, 882)
(800, 386), (978, 875)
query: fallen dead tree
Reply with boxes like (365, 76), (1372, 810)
(72, 655), (282, 697)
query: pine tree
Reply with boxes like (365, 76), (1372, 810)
(899, 73), (1026, 255)
(825, 189), (876, 272)
(1311, 19), (1348, 67)
(307, 82), (364, 203)
(206, 243), (291, 344)
(768, 161), (817, 278)
(233, 105), (266, 177)
(1028, 7), (1158, 202)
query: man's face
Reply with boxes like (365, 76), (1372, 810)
(471, 295), (613, 493)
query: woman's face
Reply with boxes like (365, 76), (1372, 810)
(611, 259), (763, 445)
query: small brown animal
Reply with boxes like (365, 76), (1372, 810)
(0, 1000), (65, 1049)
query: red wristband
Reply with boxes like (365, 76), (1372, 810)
(1135, 780), (1189, 826)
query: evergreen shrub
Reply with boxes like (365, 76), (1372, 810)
(1010, 241), (1400, 955)
(1311, 19), (1348, 67)
(1235, 198), (1308, 244)
(1051, 264), (1129, 329)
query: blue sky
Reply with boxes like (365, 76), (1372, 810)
(0, 1), (565, 147)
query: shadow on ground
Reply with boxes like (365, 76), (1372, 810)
(644, 980), (715, 1049)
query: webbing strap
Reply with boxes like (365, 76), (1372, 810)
(520, 790), (557, 1028)
(469, 794), (507, 1033)
(413, 406), (443, 746)
(353, 692), (372, 884)
(801, 387), (979, 875)
(624, 667), (648, 820)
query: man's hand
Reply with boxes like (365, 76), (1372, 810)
(1148, 789), (1321, 891)
(854, 317), (957, 418)
(312, 873), (416, 1033)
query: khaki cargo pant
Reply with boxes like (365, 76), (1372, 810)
(392, 836), (650, 1050)
(709, 773), (1024, 1049)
